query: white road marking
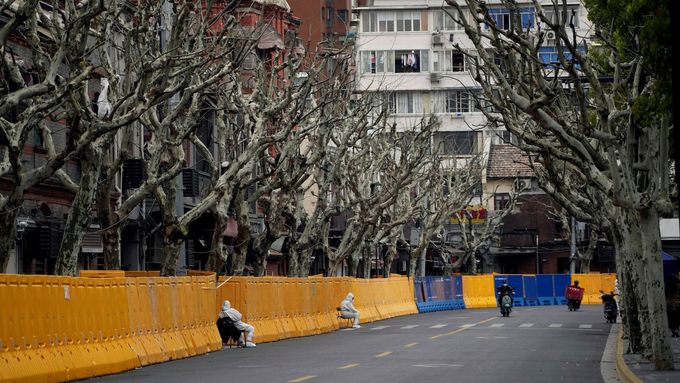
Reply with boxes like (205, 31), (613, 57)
(430, 324), (447, 328)
(519, 323), (534, 328)
(412, 364), (462, 368)
(579, 324), (593, 329)
(401, 325), (419, 329)
(370, 325), (391, 330)
(460, 324), (476, 328)
(549, 324), (563, 328)
(489, 323), (505, 328)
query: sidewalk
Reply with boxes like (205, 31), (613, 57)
(620, 330), (680, 382)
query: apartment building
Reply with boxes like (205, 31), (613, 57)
(354, 0), (593, 273)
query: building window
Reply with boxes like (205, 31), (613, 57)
(361, 11), (378, 32)
(446, 90), (477, 114)
(388, 92), (423, 114)
(337, 9), (349, 23)
(432, 50), (466, 72)
(396, 10), (421, 31)
(361, 50), (394, 74)
(434, 131), (477, 155)
(487, 7), (534, 30)
(432, 9), (464, 31)
(542, 6), (579, 28)
(494, 193), (511, 210)
(451, 51), (465, 71)
(377, 11), (395, 32)
(395, 50), (427, 73)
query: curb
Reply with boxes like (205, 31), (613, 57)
(616, 326), (644, 383)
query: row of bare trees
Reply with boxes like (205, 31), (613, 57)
(1, 1), (496, 280)
(442, 0), (674, 370)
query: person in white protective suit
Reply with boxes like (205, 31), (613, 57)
(219, 300), (256, 347)
(339, 292), (361, 328)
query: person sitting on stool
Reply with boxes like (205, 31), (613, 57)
(339, 292), (361, 328)
(219, 300), (256, 347)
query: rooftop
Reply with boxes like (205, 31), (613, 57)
(486, 144), (534, 178)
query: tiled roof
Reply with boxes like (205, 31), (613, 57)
(486, 144), (535, 178)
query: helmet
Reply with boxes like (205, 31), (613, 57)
(502, 280), (508, 286)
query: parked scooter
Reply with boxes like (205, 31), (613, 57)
(498, 291), (514, 317)
(600, 290), (618, 323)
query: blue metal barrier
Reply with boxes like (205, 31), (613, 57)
(415, 276), (465, 313)
(523, 275), (539, 306)
(536, 274), (555, 305)
(553, 274), (571, 305)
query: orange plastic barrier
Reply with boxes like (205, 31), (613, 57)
(0, 273), (220, 383)
(461, 275), (496, 308)
(216, 276), (418, 344)
(571, 273), (616, 304)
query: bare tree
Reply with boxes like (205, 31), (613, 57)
(0, 0), (198, 273)
(444, 0), (672, 368)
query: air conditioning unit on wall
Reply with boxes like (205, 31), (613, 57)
(429, 72), (441, 82)
(432, 33), (444, 46)
(545, 30), (557, 41)
(514, 178), (531, 192)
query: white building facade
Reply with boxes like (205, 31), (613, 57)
(353, 0), (591, 202)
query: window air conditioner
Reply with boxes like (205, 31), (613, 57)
(429, 72), (441, 82)
(432, 33), (444, 46)
(545, 31), (556, 41)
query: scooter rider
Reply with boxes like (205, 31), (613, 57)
(497, 280), (514, 306)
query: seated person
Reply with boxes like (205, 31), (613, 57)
(339, 292), (361, 328)
(218, 300), (256, 347)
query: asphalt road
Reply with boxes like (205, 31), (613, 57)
(86, 305), (611, 383)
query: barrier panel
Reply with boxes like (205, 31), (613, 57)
(536, 275), (555, 305)
(461, 275), (496, 308)
(554, 274), (571, 305)
(216, 276), (417, 344)
(0, 273), (220, 383)
(571, 273), (616, 304)
(522, 275), (539, 306)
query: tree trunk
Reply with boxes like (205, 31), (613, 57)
(55, 149), (102, 276)
(618, 211), (652, 355)
(253, 231), (276, 277)
(101, 226), (121, 269)
(638, 208), (673, 369)
(159, 180), (182, 276)
(327, 253), (341, 276)
(0, 203), (19, 273)
(299, 247), (313, 277)
(384, 238), (397, 278)
(231, 190), (250, 276)
(611, 221), (644, 354)
(206, 212), (227, 273)
(466, 251), (477, 275)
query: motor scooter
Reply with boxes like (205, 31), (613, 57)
(498, 291), (514, 317)
(600, 290), (618, 323)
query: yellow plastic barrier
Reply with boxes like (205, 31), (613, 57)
(0, 273), (220, 383)
(462, 275), (496, 308)
(215, 276), (417, 344)
(571, 273), (616, 304)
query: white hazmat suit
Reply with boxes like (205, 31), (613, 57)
(219, 300), (256, 347)
(339, 292), (361, 328)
